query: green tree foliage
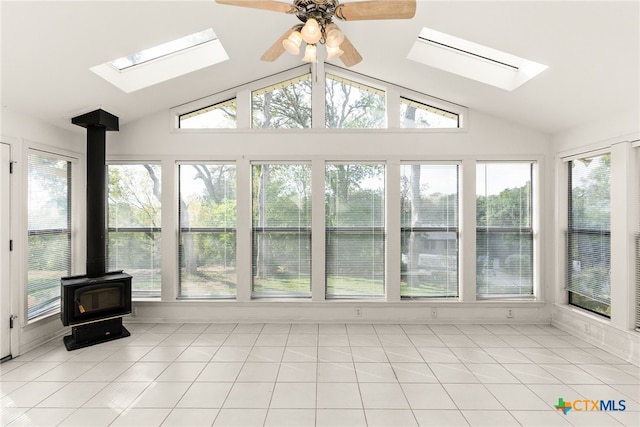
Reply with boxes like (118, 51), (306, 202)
(476, 183), (531, 228)
(568, 154), (611, 316)
(252, 76), (312, 128)
(325, 76), (385, 128)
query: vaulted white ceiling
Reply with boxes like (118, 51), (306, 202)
(1, 1), (638, 135)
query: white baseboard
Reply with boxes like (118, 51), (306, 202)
(552, 304), (640, 366)
(129, 300), (551, 325)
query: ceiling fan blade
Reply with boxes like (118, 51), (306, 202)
(260, 28), (295, 62)
(339, 36), (362, 67)
(215, 0), (294, 14)
(336, 0), (416, 21)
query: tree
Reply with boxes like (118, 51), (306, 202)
(325, 76), (385, 128)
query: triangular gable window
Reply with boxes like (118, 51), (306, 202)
(172, 66), (466, 131)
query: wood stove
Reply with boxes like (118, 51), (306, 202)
(61, 109), (132, 351)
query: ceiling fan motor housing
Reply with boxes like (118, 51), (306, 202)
(294, 0), (339, 23)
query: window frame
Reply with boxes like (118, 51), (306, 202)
(170, 65), (467, 132)
(324, 161), (386, 299)
(107, 162), (163, 299)
(400, 162), (460, 299)
(250, 162), (313, 298)
(475, 160), (536, 300)
(566, 153), (612, 318)
(26, 148), (80, 322)
(177, 162), (238, 299)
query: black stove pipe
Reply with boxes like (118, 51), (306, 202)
(71, 109), (119, 278)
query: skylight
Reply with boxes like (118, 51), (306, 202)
(109, 28), (217, 71)
(91, 28), (228, 93)
(407, 27), (548, 91)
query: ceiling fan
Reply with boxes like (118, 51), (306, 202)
(216, 0), (416, 67)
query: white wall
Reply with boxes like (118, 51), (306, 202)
(106, 107), (555, 327)
(1, 108), (85, 355)
(551, 107), (640, 365)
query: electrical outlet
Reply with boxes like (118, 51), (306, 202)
(584, 323), (591, 334)
(507, 308), (514, 318)
(355, 307), (362, 317)
(431, 307), (437, 319)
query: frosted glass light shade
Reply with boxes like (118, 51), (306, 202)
(301, 18), (321, 44)
(326, 45), (344, 60)
(283, 31), (302, 55)
(301, 44), (317, 62)
(325, 25), (344, 48)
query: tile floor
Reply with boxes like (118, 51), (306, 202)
(1, 322), (639, 426)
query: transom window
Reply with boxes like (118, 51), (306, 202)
(252, 74), (312, 129)
(179, 99), (237, 129)
(325, 73), (386, 129)
(173, 67), (464, 130)
(400, 97), (459, 128)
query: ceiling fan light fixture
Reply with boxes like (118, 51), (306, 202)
(326, 45), (344, 60)
(301, 18), (322, 44)
(283, 30), (303, 55)
(301, 44), (317, 62)
(325, 24), (344, 48)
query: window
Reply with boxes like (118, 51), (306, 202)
(108, 164), (162, 297)
(179, 99), (237, 129)
(252, 74), (312, 128)
(179, 164), (236, 298)
(401, 164), (459, 298)
(175, 67), (466, 131)
(27, 151), (72, 319)
(567, 154), (610, 317)
(476, 162), (533, 298)
(325, 74), (386, 128)
(400, 97), (459, 128)
(326, 163), (385, 298)
(252, 163), (312, 297)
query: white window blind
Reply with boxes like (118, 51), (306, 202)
(401, 164), (459, 298)
(325, 163), (385, 298)
(476, 162), (534, 299)
(27, 151), (72, 319)
(567, 154), (611, 317)
(108, 164), (162, 297)
(251, 163), (312, 297)
(178, 163), (237, 298)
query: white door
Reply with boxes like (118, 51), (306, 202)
(1, 143), (11, 360)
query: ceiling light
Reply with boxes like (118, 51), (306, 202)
(301, 18), (322, 44)
(325, 24), (345, 48)
(283, 30), (303, 55)
(301, 44), (317, 63)
(326, 45), (344, 60)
